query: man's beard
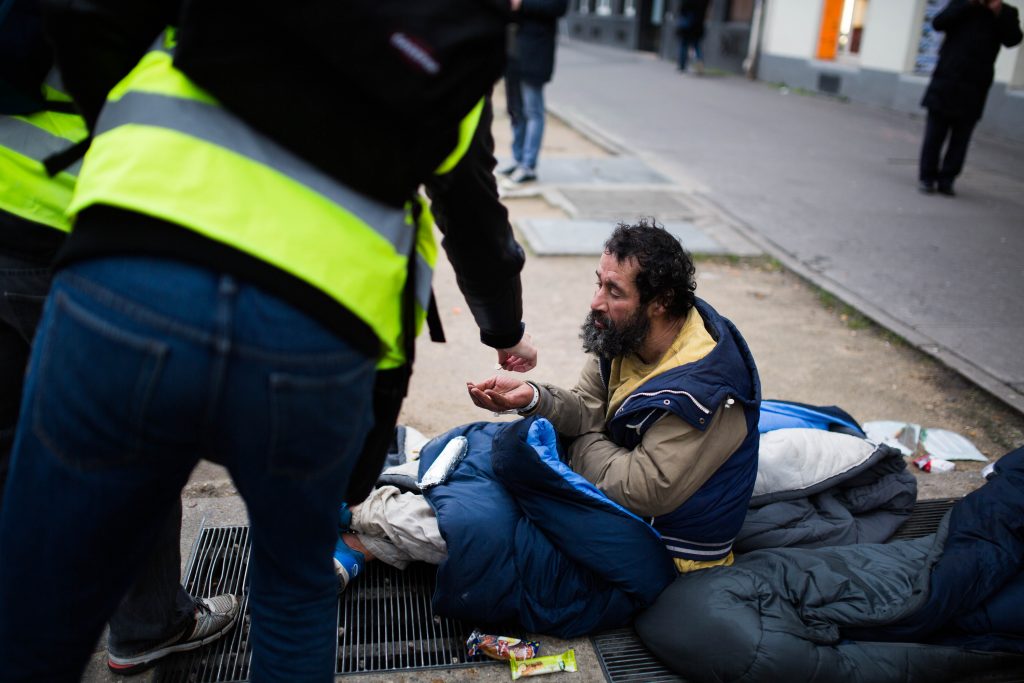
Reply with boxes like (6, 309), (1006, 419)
(580, 308), (650, 358)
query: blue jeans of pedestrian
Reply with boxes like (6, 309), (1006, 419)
(0, 256), (376, 682)
(677, 37), (704, 71)
(0, 245), (195, 656)
(507, 73), (546, 172)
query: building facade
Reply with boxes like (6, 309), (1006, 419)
(564, 0), (757, 74)
(563, 0), (1023, 142)
(758, 0), (1024, 142)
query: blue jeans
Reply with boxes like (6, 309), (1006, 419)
(0, 249), (51, 489)
(506, 71), (546, 171)
(0, 256), (376, 682)
(677, 37), (704, 71)
(0, 245), (195, 656)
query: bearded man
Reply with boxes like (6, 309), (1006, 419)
(335, 221), (760, 586)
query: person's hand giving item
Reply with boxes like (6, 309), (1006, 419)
(497, 332), (538, 372)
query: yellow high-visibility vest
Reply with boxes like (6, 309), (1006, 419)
(0, 75), (88, 232)
(69, 47), (483, 367)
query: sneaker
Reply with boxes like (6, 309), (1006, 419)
(107, 594), (240, 675)
(917, 180), (936, 194)
(333, 538), (365, 593)
(937, 182), (955, 196)
(508, 166), (537, 184)
(497, 162), (519, 176)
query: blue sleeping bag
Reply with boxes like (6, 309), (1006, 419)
(418, 417), (677, 638)
(758, 399), (865, 436)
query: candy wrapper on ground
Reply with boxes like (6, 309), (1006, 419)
(466, 629), (540, 661)
(913, 454), (955, 473)
(510, 649), (577, 679)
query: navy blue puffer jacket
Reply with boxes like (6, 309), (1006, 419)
(419, 417), (677, 637)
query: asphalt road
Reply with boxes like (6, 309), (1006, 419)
(547, 38), (1024, 413)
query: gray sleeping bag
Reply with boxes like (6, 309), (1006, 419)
(737, 429), (916, 551)
(635, 447), (1024, 682)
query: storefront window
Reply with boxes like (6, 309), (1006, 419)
(817, 0), (869, 60)
(914, 0), (947, 75)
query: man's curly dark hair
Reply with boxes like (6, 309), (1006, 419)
(604, 219), (697, 318)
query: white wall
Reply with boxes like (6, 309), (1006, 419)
(858, 0), (920, 72)
(995, 43), (1021, 85)
(762, 0), (823, 59)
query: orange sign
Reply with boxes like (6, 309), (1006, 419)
(816, 0), (844, 60)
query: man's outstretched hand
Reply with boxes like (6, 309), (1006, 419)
(467, 376), (535, 412)
(497, 332), (537, 373)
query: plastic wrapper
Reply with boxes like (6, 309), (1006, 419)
(510, 649), (577, 679)
(913, 454), (955, 473)
(465, 629), (540, 661)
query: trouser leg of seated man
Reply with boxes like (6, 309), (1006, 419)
(345, 478), (447, 571)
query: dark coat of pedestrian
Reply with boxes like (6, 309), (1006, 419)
(512, 0), (568, 86)
(676, 0), (711, 43)
(918, 0), (1022, 196)
(922, 0), (1022, 121)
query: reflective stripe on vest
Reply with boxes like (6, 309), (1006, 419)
(0, 78), (87, 232)
(71, 50), (479, 366)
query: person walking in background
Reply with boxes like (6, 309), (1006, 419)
(501, 0), (569, 185)
(675, 0), (711, 75)
(918, 0), (1021, 196)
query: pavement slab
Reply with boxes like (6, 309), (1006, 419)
(518, 217), (724, 255)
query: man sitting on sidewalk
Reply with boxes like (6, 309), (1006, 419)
(334, 221), (760, 584)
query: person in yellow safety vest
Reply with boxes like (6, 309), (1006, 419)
(0, 3), (536, 683)
(0, 3), (241, 676)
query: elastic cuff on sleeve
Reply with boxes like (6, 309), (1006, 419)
(480, 321), (525, 349)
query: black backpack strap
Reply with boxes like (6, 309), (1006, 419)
(42, 135), (91, 176)
(41, 99), (78, 114)
(427, 291), (445, 343)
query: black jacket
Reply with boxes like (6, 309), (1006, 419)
(41, 0), (526, 354)
(922, 0), (1023, 121)
(509, 0), (568, 85)
(675, 0), (710, 42)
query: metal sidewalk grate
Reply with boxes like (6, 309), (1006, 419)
(336, 560), (495, 675)
(591, 497), (961, 683)
(889, 498), (958, 540)
(155, 525), (497, 682)
(155, 526), (253, 683)
(592, 629), (683, 683)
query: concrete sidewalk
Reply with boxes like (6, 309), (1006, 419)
(546, 38), (1024, 415)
